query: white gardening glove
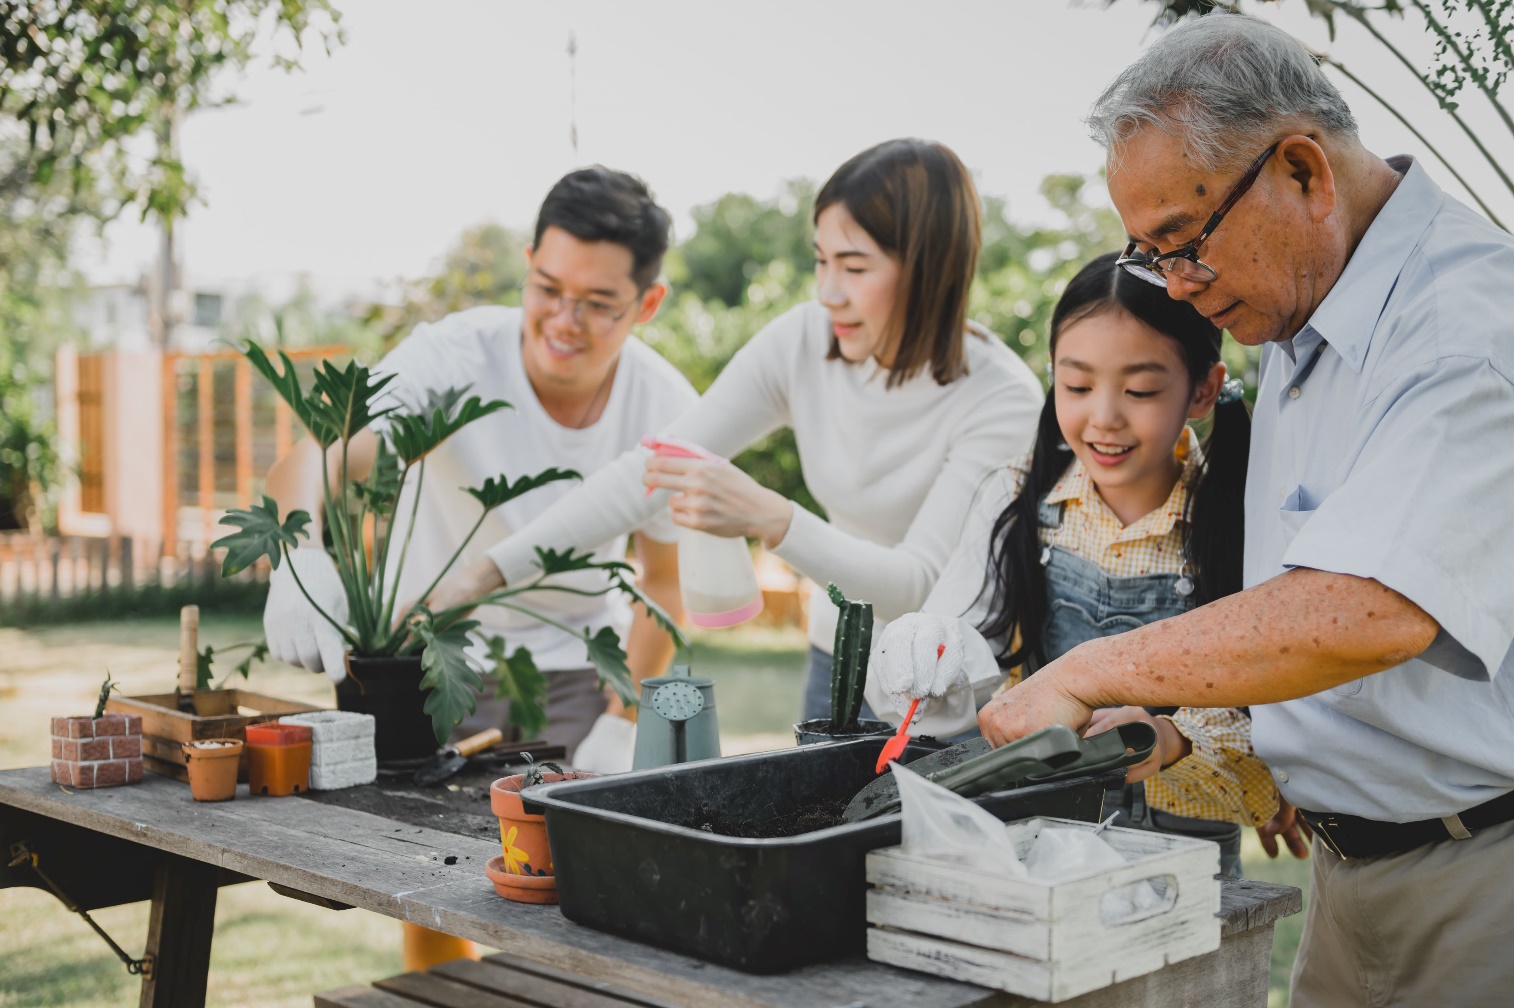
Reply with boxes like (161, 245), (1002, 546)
(264, 548), (350, 682)
(572, 713), (636, 774)
(870, 612), (969, 720)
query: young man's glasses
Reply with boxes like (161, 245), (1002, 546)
(1116, 142), (1280, 288)
(521, 281), (639, 335)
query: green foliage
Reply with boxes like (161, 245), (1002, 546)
(485, 636), (549, 740)
(415, 620), (486, 745)
(365, 223), (528, 346)
(465, 469), (582, 512)
(827, 582), (874, 727)
(0, 1), (344, 220)
(583, 626), (639, 709)
(386, 388), (510, 465)
(92, 673), (116, 720)
(673, 181), (816, 307)
(213, 497), (312, 576)
(195, 640), (269, 687)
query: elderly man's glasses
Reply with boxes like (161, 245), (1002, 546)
(522, 280), (639, 335)
(1116, 142), (1280, 288)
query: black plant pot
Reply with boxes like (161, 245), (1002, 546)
(791, 718), (893, 746)
(337, 654), (437, 763)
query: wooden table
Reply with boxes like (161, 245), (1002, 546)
(0, 768), (1301, 1008)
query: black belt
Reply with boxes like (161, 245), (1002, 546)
(1299, 788), (1514, 860)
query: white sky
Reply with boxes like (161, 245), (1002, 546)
(78, 0), (1514, 304)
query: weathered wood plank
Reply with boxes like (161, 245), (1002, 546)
(139, 855), (219, 1008)
(0, 767), (1298, 1008)
(314, 986), (431, 1008)
(374, 971), (536, 1008)
(434, 956), (679, 1008)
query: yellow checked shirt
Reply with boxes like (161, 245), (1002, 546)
(1002, 435), (1280, 828)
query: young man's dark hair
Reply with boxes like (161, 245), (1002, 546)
(533, 166), (672, 290)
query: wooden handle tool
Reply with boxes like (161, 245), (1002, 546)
(178, 605), (200, 694)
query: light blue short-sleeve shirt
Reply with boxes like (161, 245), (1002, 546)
(1247, 157), (1514, 821)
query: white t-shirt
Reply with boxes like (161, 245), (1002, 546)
(486, 300), (1045, 652)
(373, 306), (697, 671)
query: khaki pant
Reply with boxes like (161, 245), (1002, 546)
(1290, 817), (1514, 1008)
(451, 666), (607, 762)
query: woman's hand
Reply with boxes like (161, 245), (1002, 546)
(1085, 706), (1192, 784)
(643, 455), (793, 548)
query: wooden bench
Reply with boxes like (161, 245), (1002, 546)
(317, 950), (681, 1008)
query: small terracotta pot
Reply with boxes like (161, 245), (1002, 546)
(489, 771), (596, 879)
(182, 738), (244, 801)
(484, 855), (558, 904)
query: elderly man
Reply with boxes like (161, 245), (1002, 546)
(976, 13), (1514, 1007)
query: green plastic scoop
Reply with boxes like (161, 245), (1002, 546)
(841, 721), (1157, 823)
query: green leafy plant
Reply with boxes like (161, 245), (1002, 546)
(92, 672), (118, 720)
(518, 753), (567, 788)
(212, 340), (684, 743)
(827, 582), (873, 727)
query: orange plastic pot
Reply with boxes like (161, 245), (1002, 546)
(484, 855), (558, 904)
(489, 771), (597, 882)
(182, 738), (244, 802)
(245, 723), (312, 796)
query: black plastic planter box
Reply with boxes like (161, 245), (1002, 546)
(523, 738), (1122, 973)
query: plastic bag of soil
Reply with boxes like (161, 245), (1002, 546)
(894, 761), (1026, 877)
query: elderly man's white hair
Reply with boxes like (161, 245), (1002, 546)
(1087, 13), (1358, 175)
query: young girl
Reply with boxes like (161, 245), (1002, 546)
(867, 252), (1277, 876)
(423, 139), (1045, 770)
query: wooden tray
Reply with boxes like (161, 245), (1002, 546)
(866, 816), (1222, 1003)
(105, 689), (326, 782)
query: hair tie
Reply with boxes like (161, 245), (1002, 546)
(1217, 377), (1245, 405)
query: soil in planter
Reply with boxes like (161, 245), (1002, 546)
(676, 794), (854, 838)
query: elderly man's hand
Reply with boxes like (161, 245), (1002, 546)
(978, 658), (1095, 747)
(1257, 799), (1312, 860)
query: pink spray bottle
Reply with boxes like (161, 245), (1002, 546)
(641, 436), (764, 628)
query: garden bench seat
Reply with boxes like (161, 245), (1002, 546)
(315, 950), (679, 1008)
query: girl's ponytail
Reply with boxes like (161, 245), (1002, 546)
(979, 393), (1067, 669)
(1186, 394), (1252, 605)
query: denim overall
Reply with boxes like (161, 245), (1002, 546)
(1030, 495), (1244, 878)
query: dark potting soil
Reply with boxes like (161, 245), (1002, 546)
(675, 794), (853, 838)
(298, 757), (536, 842)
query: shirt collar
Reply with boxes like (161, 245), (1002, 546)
(1301, 156), (1442, 374)
(1046, 429), (1202, 540)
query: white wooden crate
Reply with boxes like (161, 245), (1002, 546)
(865, 816), (1222, 1003)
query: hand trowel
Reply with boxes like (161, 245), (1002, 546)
(412, 727), (504, 786)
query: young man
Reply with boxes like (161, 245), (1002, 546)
(261, 166), (695, 772)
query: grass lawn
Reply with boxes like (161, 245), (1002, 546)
(0, 616), (1308, 1006)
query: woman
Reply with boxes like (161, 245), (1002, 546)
(868, 253), (1274, 876)
(430, 139), (1043, 765)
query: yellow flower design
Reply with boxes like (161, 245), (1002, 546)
(500, 824), (529, 875)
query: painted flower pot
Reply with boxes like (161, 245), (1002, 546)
(489, 772), (597, 891)
(182, 738), (244, 802)
(484, 855), (558, 905)
(50, 714), (144, 789)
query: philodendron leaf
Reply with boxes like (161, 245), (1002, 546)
(239, 341), (318, 436)
(485, 636), (548, 740)
(583, 626), (639, 708)
(607, 570), (688, 650)
(387, 386), (512, 465)
(212, 498), (311, 575)
(417, 619), (484, 744)
(195, 646), (215, 689)
(351, 441), (402, 516)
(307, 357), (399, 446)
(465, 468), (582, 512)
(233, 641), (269, 680)
(532, 546), (634, 580)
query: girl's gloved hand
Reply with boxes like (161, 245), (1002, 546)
(870, 613), (968, 719)
(265, 548), (350, 682)
(573, 713), (636, 773)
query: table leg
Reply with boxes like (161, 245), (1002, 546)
(138, 854), (219, 1008)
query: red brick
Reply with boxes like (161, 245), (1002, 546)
(111, 736), (141, 759)
(58, 739), (79, 761)
(66, 718), (92, 739)
(93, 716), (125, 737)
(72, 763), (95, 788)
(78, 738), (111, 761)
(50, 738), (63, 760)
(125, 759), (143, 784)
(50, 717), (70, 737)
(50, 761), (67, 785)
(95, 761), (127, 787)
(122, 714), (142, 734)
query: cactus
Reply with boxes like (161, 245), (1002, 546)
(827, 583), (873, 727)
